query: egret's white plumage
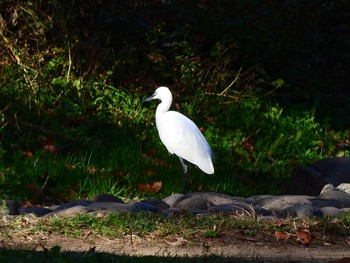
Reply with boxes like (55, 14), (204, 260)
(143, 87), (214, 179)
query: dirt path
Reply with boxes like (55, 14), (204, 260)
(2, 232), (350, 262)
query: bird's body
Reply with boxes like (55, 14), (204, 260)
(143, 86), (214, 190)
(156, 110), (214, 174)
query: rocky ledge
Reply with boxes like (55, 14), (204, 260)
(2, 183), (350, 219)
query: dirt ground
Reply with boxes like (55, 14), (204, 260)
(1, 230), (350, 262)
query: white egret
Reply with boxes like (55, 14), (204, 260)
(143, 86), (214, 191)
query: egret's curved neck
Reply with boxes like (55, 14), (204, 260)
(156, 96), (172, 118)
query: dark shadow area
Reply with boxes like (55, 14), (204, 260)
(0, 247), (338, 263)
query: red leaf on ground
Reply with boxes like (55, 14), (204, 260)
(137, 181), (162, 193)
(274, 231), (291, 240)
(88, 166), (97, 175)
(43, 144), (56, 152)
(296, 230), (313, 246)
(22, 151), (34, 158)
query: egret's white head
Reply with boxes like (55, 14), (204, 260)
(142, 86), (172, 103)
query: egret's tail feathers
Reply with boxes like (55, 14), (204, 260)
(198, 159), (214, 174)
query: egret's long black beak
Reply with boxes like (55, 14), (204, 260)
(142, 93), (156, 104)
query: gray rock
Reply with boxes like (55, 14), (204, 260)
(187, 208), (211, 215)
(141, 198), (169, 211)
(252, 206), (273, 217)
(18, 206), (53, 217)
(175, 196), (214, 210)
(43, 206), (91, 218)
(310, 198), (342, 208)
(277, 204), (319, 218)
(318, 190), (350, 208)
(5, 200), (19, 215)
(163, 194), (185, 207)
(53, 200), (94, 212)
(131, 202), (158, 213)
(160, 208), (181, 217)
(210, 204), (250, 214)
(253, 195), (312, 210)
(245, 195), (274, 204)
(320, 184), (335, 195)
(336, 183), (350, 194)
(183, 192), (246, 205)
(88, 202), (131, 212)
(253, 195), (322, 218)
(48, 205), (61, 211)
(341, 207), (350, 213)
(319, 207), (343, 217)
(93, 194), (125, 203)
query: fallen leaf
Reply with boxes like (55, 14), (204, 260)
(43, 144), (56, 153)
(296, 230), (313, 246)
(88, 166), (97, 174)
(22, 151), (33, 158)
(137, 181), (162, 193)
(274, 231), (291, 240)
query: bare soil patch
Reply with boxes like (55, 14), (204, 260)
(1, 228), (350, 262)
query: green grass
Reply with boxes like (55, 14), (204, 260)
(1, 94), (349, 201)
(3, 211), (350, 241)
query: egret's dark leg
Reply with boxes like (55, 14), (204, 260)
(179, 157), (188, 193)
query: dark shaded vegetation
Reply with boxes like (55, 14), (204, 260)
(0, 248), (264, 263)
(0, 0), (349, 200)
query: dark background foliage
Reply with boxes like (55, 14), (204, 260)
(0, 0), (349, 200)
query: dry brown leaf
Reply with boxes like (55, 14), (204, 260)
(88, 166), (97, 175)
(296, 230), (313, 246)
(274, 231), (291, 240)
(22, 151), (33, 158)
(137, 181), (162, 193)
(43, 144), (56, 153)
